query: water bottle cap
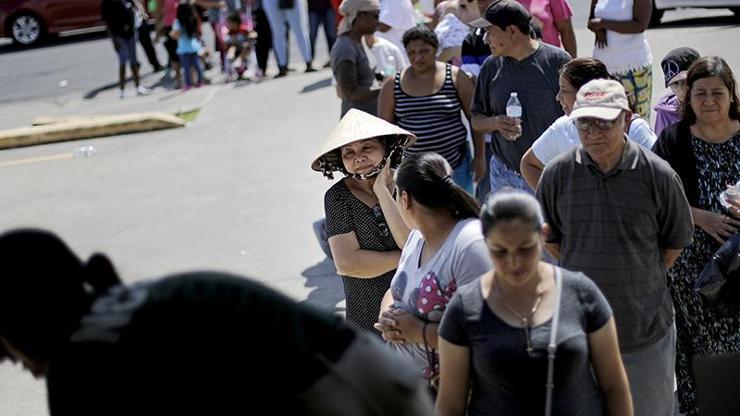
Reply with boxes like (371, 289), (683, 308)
(511, 92), (518, 97)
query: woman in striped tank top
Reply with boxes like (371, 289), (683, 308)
(378, 25), (485, 195)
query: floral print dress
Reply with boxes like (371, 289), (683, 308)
(669, 132), (740, 415)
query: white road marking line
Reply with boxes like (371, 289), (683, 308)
(0, 152), (74, 167)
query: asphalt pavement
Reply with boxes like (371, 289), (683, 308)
(1, 3), (740, 415)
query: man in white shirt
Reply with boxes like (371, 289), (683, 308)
(375, 0), (416, 64)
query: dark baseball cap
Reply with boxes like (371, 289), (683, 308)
(470, 0), (531, 31)
(661, 47), (700, 87)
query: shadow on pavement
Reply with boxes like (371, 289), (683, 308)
(0, 30), (108, 54)
(300, 77), (332, 94)
(300, 257), (345, 313)
(654, 14), (740, 29)
(83, 71), (173, 100)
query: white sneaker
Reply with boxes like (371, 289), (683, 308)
(136, 86), (152, 96)
(119, 89), (126, 99)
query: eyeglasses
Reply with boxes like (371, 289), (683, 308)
(371, 205), (390, 238)
(573, 117), (617, 132)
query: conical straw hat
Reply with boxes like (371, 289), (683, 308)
(311, 109), (416, 172)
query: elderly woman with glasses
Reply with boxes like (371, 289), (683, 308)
(312, 109), (416, 337)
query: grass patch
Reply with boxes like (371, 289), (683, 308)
(175, 108), (201, 123)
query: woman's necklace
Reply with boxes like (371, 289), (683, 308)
(495, 275), (543, 356)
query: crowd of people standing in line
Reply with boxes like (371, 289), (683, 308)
(319, 0), (740, 415)
(3, 0), (740, 415)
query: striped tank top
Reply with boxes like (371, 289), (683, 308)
(393, 64), (468, 168)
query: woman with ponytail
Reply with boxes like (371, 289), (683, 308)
(0, 229), (435, 415)
(374, 152), (492, 386)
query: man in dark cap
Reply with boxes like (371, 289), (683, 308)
(469, 0), (570, 198)
(653, 47), (701, 137)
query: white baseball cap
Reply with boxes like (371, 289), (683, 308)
(570, 79), (630, 121)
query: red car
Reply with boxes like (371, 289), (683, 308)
(1, 0), (105, 46)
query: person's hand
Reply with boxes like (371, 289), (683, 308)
(587, 18), (604, 32)
(374, 306), (406, 343)
(726, 191), (740, 219)
(472, 155), (487, 182)
(493, 116), (522, 141)
(372, 160), (394, 195)
(694, 208), (740, 243)
(384, 308), (423, 342)
(593, 28), (607, 49)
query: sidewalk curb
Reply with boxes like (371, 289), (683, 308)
(0, 113), (186, 150)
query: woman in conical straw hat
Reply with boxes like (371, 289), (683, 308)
(311, 109), (416, 336)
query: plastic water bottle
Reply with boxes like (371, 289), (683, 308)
(383, 55), (396, 78)
(506, 92), (522, 119)
(73, 146), (96, 158)
(505, 92), (522, 140)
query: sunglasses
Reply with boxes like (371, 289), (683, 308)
(371, 204), (390, 238)
(573, 117), (618, 132)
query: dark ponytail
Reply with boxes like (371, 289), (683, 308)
(177, 2), (200, 38)
(82, 253), (121, 295)
(395, 152), (480, 219)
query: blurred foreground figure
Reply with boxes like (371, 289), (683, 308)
(0, 229), (433, 416)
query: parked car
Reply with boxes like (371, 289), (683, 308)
(0, 0), (104, 46)
(652, 0), (740, 26)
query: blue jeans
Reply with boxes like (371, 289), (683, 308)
(308, 8), (336, 57)
(488, 153), (557, 264)
(262, 0), (313, 67)
(452, 150), (475, 196)
(475, 142), (493, 204)
(488, 153), (532, 196)
(179, 52), (204, 87)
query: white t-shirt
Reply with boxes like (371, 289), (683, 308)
(591, 0), (652, 73)
(376, 0), (416, 60)
(531, 115), (657, 166)
(363, 36), (407, 75)
(434, 13), (468, 53)
(389, 218), (492, 376)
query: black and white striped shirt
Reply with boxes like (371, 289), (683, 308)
(393, 64), (468, 168)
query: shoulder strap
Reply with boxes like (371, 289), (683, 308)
(447, 64), (466, 109)
(544, 267), (563, 416)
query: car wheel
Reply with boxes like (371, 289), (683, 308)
(649, 4), (664, 27)
(9, 13), (46, 46)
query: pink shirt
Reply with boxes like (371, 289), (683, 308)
(163, 0), (178, 26)
(516, 0), (573, 47)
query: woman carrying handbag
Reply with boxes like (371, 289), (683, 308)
(435, 190), (633, 416)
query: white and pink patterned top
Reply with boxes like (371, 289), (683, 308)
(390, 218), (491, 377)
